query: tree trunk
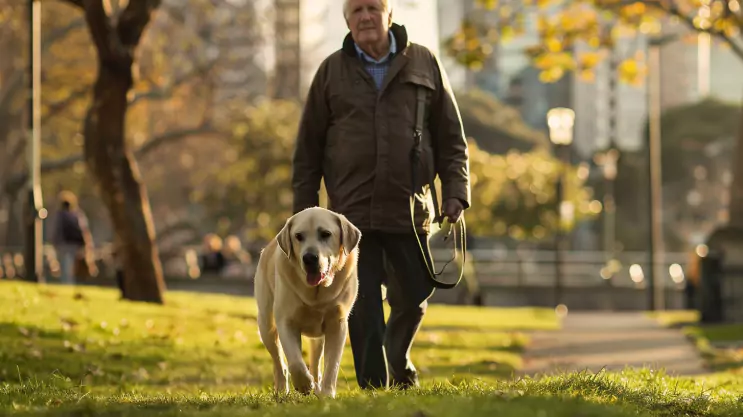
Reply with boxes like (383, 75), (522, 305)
(83, 57), (166, 304)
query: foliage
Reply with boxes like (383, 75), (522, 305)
(3, 282), (743, 416)
(193, 98), (301, 242)
(455, 89), (550, 153)
(0, 0), (264, 247)
(444, 0), (743, 84)
(657, 97), (740, 184)
(466, 139), (598, 239)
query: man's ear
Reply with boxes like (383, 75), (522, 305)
(336, 213), (361, 255)
(277, 218), (293, 259)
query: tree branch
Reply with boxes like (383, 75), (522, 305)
(656, 1), (743, 61)
(3, 124), (217, 195)
(135, 124), (216, 156)
(0, 17), (86, 113)
(117, 0), (162, 48)
(604, 0), (743, 61)
(61, 0), (85, 9)
(82, 0), (121, 63)
(129, 58), (219, 106)
(45, 86), (91, 119)
(43, 17), (86, 50)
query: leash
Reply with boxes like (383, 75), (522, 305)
(409, 86), (467, 290)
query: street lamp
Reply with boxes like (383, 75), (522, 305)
(646, 33), (677, 311)
(24, 0), (44, 283)
(547, 107), (575, 307)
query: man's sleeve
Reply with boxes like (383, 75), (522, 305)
(430, 51), (471, 209)
(292, 62), (330, 214)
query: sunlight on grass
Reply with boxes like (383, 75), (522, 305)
(2, 281), (742, 416)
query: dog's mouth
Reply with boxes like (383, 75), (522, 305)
(306, 271), (326, 287)
(306, 266), (335, 287)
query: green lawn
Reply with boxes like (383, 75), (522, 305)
(2, 281), (743, 416)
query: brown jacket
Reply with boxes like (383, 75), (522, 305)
(292, 23), (471, 234)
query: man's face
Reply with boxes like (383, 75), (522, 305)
(345, 0), (391, 46)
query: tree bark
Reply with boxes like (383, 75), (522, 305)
(79, 0), (166, 304)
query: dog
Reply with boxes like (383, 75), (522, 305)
(254, 206), (362, 398)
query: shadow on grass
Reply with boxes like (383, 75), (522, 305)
(0, 322), (266, 388)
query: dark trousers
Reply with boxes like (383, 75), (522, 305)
(348, 231), (435, 390)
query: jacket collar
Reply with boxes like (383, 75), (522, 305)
(342, 22), (409, 57)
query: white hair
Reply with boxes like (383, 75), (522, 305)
(343, 0), (393, 19)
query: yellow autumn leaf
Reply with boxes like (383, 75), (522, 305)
(477, 0), (498, 10)
(618, 58), (647, 85)
(579, 69), (596, 83)
(546, 37), (563, 52)
(539, 66), (565, 83)
(578, 52), (602, 70)
(501, 25), (516, 42)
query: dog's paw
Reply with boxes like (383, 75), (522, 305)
(317, 385), (337, 399)
(291, 371), (315, 395)
(273, 368), (289, 395)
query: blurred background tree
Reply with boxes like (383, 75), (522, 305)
(444, 0), (743, 248)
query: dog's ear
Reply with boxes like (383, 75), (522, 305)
(277, 217), (293, 259)
(336, 213), (361, 255)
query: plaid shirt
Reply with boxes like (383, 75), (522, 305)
(354, 31), (397, 90)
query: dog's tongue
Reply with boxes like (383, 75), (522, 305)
(307, 272), (324, 286)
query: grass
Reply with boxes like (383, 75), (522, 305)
(1, 281), (743, 416)
(649, 310), (743, 372)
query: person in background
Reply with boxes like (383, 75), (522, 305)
(49, 191), (94, 285)
(221, 235), (252, 278)
(199, 233), (226, 276)
(685, 246), (701, 309)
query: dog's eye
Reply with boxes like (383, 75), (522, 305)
(294, 233), (304, 242)
(319, 230), (332, 240)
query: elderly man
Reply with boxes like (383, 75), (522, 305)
(291, 0), (470, 390)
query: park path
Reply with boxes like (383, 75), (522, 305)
(519, 312), (708, 377)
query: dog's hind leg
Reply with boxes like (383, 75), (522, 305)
(308, 336), (325, 390)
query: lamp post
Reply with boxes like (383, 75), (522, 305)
(547, 107), (575, 307)
(24, 0), (44, 283)
(594, 147), (619, 280)
(646, 33), (676, 311)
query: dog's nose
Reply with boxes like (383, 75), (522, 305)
(302, 253), (319, 266)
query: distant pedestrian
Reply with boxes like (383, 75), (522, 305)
(49, 191), (94, 285)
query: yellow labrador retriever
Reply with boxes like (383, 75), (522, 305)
(254, 206), (361, 398)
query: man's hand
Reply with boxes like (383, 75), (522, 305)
(442, 198), (464, 223)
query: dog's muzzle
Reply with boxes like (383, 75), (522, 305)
(302, 252), (320, 272)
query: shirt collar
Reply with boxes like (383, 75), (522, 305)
(354, 30), (396, 64)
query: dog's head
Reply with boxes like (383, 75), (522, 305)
(277, 207), (361, 288)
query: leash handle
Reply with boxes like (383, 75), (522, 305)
(410, 85), (466, 290)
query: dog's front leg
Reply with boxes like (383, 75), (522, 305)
(319, 318), (348, 398)
(277, 321), (314, 395)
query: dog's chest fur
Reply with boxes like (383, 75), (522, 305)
(289, 303), (346, 338)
